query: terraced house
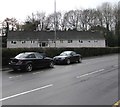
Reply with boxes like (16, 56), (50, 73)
(7, 31), (106, 48)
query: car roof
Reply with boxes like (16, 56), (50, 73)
(61, 51), (74, 54)
(22, 52), (41, 54)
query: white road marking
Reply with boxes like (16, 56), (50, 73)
(76, 69), (105, 78)
(16, 75), (22, 78)
(0, 84), (53, 102)
(9, 75), (22, 79)
(114, 65), (118, 67)
(4, 70), (13, 73)
(33, 72), (40, 75)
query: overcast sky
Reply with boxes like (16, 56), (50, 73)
(0, 0), (119, 22)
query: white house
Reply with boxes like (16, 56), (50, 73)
(7, 31), (106, 48)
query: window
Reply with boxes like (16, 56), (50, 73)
(21, 41), (26, 44)
(94, 40), (98, 42)
(42, 42), (46, 47)
(68, 40), (72, 43)
(35, 53), (44, 59)
(26, 54), (36, 58)
(11, 41), (16, 44)
(31, 41), (35, 43)
(39, 42), (48, 47)
(88, 41), (91, 43)
(60, 40), (63, 43)
(79, 40), (83, 43)
(52, 40), (55, 43)
(71, 52), (76, 56)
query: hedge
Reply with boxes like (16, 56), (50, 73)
(2, 47), (120, 66)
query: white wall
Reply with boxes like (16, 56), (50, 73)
(49, 40), (106, 47)
(7, 41), (39, 48)
(7, 39), (106, 48)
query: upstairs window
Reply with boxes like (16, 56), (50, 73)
(68, 40), (72, 43)
(60, 40), (63, 43)
(31, 41), (35, 43)
(94, 40), (98, 42)
(52, 40), (55, 43)
(79, 40), (83, 43)
(21, 41), (26, 44)
(11, 41), (16, 44)
(88, 41), (91, 43)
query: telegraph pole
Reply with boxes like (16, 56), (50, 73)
(54, 0), (57, 47)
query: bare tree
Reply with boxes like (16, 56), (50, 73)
(36, 12), (46, 31)
(98, 2), (114, 31)
(80, 9), (91, 31)
(2, 18), (18, 31)
(44, 12), (62, 31)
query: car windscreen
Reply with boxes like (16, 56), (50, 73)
(60, 52), (70, 56)
(15, 53), (30, 59)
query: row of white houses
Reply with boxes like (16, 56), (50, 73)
(7, 31), (106, 48)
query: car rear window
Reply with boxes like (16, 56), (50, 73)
(15, 53), (36, 59)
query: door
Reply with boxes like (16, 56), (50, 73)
(34, 53), (46, 68)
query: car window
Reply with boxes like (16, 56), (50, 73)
(35, 53), (44, 59)
(60, 53), (69, 56)
(71, 52), (76, 56)
(26, 54), (36, 58)
(60, 52), (72, 56)
(15, 53), (29, 58)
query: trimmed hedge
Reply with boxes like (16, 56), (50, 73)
(2, 47), (119, 66)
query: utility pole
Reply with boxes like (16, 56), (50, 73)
(54, 0), (57, 47)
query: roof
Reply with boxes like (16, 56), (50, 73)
(61, 51), (73, 54)
(7, 31), (105, 41)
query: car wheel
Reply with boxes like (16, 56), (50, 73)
(26, 63), (33, 72)
(66, 59), (70, 65)
(49, 61), (54, 68)
(78, 57), (82, 63)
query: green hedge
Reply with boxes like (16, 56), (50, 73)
(2, 47), (119, 66)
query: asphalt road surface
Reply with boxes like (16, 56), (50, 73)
(1, 54), (119, 105)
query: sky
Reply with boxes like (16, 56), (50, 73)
(0, 0), (119, 22)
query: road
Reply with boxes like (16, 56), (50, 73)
(1, 54), (119, 105)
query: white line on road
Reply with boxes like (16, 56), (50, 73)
(76, 69), (105, 78)
(9, 75), (22, 79)
(0, 84), (53, 102)
(32, 72), (41, 75)
(4, 70), (13, 73)
(114, 65), (118, 67)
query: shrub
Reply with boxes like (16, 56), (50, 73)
(2, 47), (119, 66)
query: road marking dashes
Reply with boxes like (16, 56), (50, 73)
(33, 72), (41, 75)
(9, 75), (22, 79)
(0, 84), (53, 101)
(114, 65), (118, 67)
(76, 69), (104, 78)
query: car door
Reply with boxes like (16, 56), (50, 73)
(71, 52), (78, 62)
(35, 53), (46, 68)
(68, 52), (75, 62)
(26, 54), (38, 68)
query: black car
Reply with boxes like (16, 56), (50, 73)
(53, 51), (82, 64)
(9, 52), (54, 71)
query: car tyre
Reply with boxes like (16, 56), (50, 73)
(78, 57), (82, 63)
(26, 63), (33, 72)
(49, 61), (54, 68)
(66, 59), (70, 65)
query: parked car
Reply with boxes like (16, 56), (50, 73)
(53, 51), (82, 64)
(9, 52), (54, 72)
